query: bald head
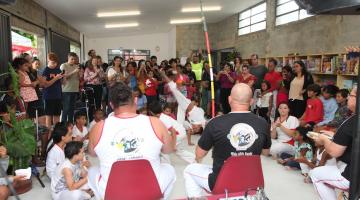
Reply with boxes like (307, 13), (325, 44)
(229, 83), (253, 107)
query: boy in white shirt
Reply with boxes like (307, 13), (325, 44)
(73, 112), (89, 148)
(88, 109), (104, 132)
(51, 141), (91, 200)
(46, 122), (73, 179)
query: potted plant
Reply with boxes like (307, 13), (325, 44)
(0, 64), (36, 194)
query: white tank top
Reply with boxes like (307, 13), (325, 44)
(94, 114), (163, 197)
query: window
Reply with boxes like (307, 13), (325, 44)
(238, 2), (267, 36)
(107, 49), (150, 64)
(276, 0), (313, 26)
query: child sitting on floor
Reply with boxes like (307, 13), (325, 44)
(303, 137), (337, 183)
(51, 141), (92, 200)
(278, 127), (314, 177)
(46, 122), (73, 179)
(300, 84), (324, 127)
(317, 85), (338, 126)
(72, 112), (89, 147)
(88, 109), (104, 132)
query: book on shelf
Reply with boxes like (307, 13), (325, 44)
(307, 57), (321, 73)
(343, 79), (353, 89)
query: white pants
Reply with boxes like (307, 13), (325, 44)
(52, 184), (91, 200)
(161, 148), (195, 164)
(168, 81), (191, 126)
(309, 166), (349, 200)
(88, 163), (176, 200)
(183, 163), (212, 198)
(270, 139), (295, 158)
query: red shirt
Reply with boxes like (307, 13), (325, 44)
(303, 98), (324, 124)
(187, 85), (196, 100)
(144, 78), (158, 96)
(237, 74), (257, 85)
(264, 71), (282, 91)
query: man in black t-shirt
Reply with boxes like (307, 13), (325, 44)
(310, 86), (357, 200)
(184, 83), (271, 198)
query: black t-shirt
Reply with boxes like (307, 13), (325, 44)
(198, 112), (271, 190)
(201, 69), (219, 91)
(333, 115), (356, 180)
(42, 67), (62, 100)
(185, 70), (196, 82)
(28, 69), (42, 99)
(249, 65), (268, 89)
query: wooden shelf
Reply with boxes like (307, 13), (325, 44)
(260, 52), (358, 89)
(312, 72), (337, 76)
(339, 73), (358, 77)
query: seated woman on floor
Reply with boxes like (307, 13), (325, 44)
(270, 102), (299, 158)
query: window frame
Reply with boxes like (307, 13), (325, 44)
(238, 1), (267, 36)
(275, 0), (313, 26)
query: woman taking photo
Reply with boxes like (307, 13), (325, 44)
(216, 62), (236, 114)
(270, 102), (299, 158)
(288, 61), (314, 118)
(106, 56), (127, 86)
(84, 57), (104, 109)
(13, 57), (39, 119)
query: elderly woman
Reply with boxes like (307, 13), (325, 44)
(310, 86), (357, 200)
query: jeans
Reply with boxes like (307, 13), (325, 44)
(280, 152), (300, 169)
(61, 92), (77, 122)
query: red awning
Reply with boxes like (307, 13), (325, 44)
(12, 44), (38, 56)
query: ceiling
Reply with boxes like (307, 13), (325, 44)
(34, 0), (262, 38)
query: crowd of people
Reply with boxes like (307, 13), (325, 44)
(0, 49), (356, 200)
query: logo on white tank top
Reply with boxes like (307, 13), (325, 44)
(227, 123), (258, 151)
(111, 128), (144, 159)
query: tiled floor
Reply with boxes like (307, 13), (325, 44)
(10, 135), (318, 200)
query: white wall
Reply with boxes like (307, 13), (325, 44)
(85, 28), (176, 63)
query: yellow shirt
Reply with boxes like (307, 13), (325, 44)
(191, 61), (203, 81)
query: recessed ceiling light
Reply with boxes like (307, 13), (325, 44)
(170, 18), (202, 24)
(105, 23), (139, 28)
(97, 11), (141, 17)
(181, 6), (221, 12)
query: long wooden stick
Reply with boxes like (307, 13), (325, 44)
(200, 0), (215, 118)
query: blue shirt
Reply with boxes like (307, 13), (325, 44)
(137, 95), (147, 110)
(318, 96), (338, 126)
(42, 66), (62, 100)
(129, 75), (137, 90)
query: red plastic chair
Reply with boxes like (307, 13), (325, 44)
(104, 159), (163, 200)
(212, 155), (265, 194)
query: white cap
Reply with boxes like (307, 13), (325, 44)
(188, 107), (206, 128)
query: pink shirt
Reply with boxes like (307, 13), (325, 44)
(84, 67), (104, 85)
(19, 71), (38, 102)
(219, 72), (236, 89)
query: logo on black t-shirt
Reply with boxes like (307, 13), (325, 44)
(227, 123), (258, 151)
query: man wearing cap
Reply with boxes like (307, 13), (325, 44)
(183, 83), (271, 198)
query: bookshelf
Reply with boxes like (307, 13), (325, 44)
(244, 52), (359, 89)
